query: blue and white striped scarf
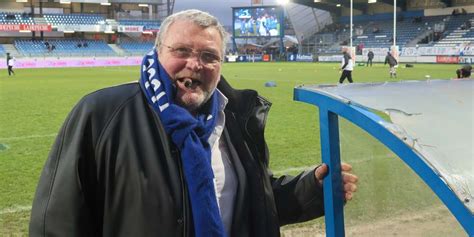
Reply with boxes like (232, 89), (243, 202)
(139, 49), (226, 237)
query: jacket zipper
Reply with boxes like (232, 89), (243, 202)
(176, 148), (188, 237)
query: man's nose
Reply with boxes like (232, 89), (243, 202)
(185, 53), (203, 71)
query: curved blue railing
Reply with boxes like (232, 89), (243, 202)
(294, 86), (473, 237)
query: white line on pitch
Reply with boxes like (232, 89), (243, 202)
(0, 134), (57, 141)
(0, 205), (32, 215)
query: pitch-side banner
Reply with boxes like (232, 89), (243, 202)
(0, 24), (52, 32)
(56, 25), (103, 32)
(362, 48), (391, 56)
(436, 56), (459, 64)
(288, 54), (314, 62)
(401, 47), (461, 56)
(117, 25), (144, 33)
(318, 55), (342, 62)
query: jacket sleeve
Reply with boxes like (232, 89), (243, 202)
(271, 168), (325, 226)
(29, 98), (101, 237)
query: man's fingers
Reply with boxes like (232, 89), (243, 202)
(341, 162), (352, 172)
(315, 164), (328, 183)
(342, 172), (358, 183)
(344, 183), (357, 193)
(345, 192), (353, 201)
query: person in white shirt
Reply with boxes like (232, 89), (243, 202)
(339, 47), (354, 83)
(6, 53), (15, 76)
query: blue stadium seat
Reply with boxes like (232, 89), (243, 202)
(118, 40), (154, 55)
(43, 13), (105, 26)
(14, 39), (116, 57)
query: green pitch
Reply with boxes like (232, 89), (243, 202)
(0, 62), (465, 235)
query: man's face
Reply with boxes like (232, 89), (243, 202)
(158, 20), (223, 113)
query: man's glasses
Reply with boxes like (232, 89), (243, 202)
(162, 44), (222, 67)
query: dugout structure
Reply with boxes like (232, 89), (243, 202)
(294, 79), (473, 236)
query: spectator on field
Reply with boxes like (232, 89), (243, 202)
(456, 64), (472, 78)
(6, 53), (15, 76)
(367, 50), (374, 67)
(29, 9), (358, 236)
(385, 51), (398, 78)
(340, 47), (354, 83)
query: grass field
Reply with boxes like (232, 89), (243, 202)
(0, 62), (467, 236)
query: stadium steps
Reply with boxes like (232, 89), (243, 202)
(3, 44), (20, 57)
(407, 29), (433, 47)
(109, 44), (126, 55)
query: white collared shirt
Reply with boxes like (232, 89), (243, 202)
(208, 89), (237, 235)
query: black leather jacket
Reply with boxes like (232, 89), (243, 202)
(30, 78), (324, 237)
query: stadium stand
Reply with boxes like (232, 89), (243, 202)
(0, 12), (35, 24)
(118, 19), (160, 28)
(118, 40), (154, 55)
(303, 12), (474, 55)
(43, 14), (105, 25)
(15, 39), (115, 57)
(433, 14), (474, 46)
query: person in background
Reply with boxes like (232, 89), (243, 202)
(339, 47), (354, 83)
(30, 9), (358, 237)
(6, 53), (15, 76)
(367, 50), (374, 67)
(456, 64), (472, 78)
(385, 51), (398, 78)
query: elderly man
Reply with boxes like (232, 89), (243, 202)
(30, 9), (357, 237)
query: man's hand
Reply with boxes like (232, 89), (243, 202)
(315, 163), (358, 201)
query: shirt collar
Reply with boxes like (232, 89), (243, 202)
(215, 88), (228, 113)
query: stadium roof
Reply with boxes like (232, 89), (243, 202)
(290, 0), (452, 13)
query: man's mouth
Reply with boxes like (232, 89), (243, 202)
(176, 78), (201, 90)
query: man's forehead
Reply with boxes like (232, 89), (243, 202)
(164, 21), (222, 47)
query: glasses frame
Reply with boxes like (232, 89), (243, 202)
(161, 44), (223, 67)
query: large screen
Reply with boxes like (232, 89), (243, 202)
(232, 6), (283, 38)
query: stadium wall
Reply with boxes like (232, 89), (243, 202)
(0, 2), (24, 11)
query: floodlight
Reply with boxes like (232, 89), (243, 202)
(277, 0), (289, 5)
(100, 2), (111, 5)
(314, 0), (321, 2)
(104, 30), (115, 34)
(60, 0), (71, 4)
(19, 30), (31, 33)
(336, 3), (341, 7)
(368, 0), (377, 3)
(16, 0), (28, 2)
(138, 4), (149, 7)
(63, 30), (75, 33)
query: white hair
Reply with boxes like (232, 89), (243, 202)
(155, 9), (229, 57)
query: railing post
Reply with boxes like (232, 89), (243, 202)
(319, 107), (345, 237)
